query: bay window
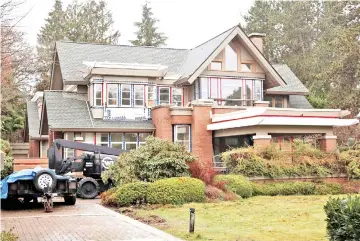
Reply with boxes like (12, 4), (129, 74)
(159, 87), (170, 104)
(110, 133), (123, 149)
(107, 84), (118, 106)
(174, 125), (191, 151)
(94, 84), (102, 106)
(172, 88), (182, 106)
(121, 84), (131, 106)
(134, 85), (144, 107)
(199, 77), (263, 106)
(125, 133), (137, 150)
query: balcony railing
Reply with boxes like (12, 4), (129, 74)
(103, 107), (151, 120)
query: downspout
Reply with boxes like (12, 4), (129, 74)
(86, 101), (95, 128)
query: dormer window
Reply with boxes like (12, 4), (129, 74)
(94, 84), (102, 106)
(210, 62), (222, 71)
(241, 63), (253, 72)
(134, 85), (144, 107)
(107, 84), (118, 106)
(121, 84), (131, 106)
(159, 87), (170, 104)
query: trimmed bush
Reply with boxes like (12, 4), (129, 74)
(215, 175), (252, 198)
(252, 181), (343, 196)
(324, 196), (360, 241)
(1, 139), (13, 179)
(115, 182), (149, 206)
(147, 177), (205, 205)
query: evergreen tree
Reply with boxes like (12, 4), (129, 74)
(36, 0), (120, 90)
(131, 1), (167, 47)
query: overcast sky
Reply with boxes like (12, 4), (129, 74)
(17, 0), (254, 49)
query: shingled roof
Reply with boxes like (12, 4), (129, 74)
(27, 101), (41, 138)
(43, 91), (155, 130)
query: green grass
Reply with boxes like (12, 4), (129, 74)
(130, 195), (355, 241)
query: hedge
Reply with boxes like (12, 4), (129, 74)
(115, 182), (149, 206)
(324, 196), (360, 241)
(215, 175), (253, 198)
(147, 177), (205, 205)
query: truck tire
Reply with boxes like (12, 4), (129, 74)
(77, 177), (99, 199)
(33, 170), (57, 192)
(64, 195), (76, 205)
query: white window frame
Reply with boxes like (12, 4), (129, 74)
(121, 84), (131, 107)
(107, 84), (118, 106)
(174, 125), (191, 151)
(94, 84), (102, 106)
(96, 133), (109, 147)
(146, 85), (156, 107)
(138, 133), (151, 146)
(159, 87), (170, 104)
(124, 133), (138, 150)
(134, 85), (144, 107)
(110, 133), (123, 149)
(172, 88), (183, 107)
(64, 132), (75, 158)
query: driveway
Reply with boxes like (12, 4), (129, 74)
(1, 198), (182, 241)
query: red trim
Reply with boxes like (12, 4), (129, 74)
(212, 114), (340, 124)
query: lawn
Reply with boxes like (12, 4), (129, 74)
(126, 195), (343, 241)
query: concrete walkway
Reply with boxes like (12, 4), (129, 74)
(1, 199), (182, 241)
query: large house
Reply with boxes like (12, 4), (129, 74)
(27, 25), (358, 168)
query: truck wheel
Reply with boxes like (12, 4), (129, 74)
(64, 195), (76, 205)
(77, 177), (99, 199)
(33, 170), (57, 192)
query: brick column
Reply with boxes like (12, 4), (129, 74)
(192, 102), (213, 166)
(28, 139), (40, 158)
(151, 105), (172, 141)
(253, 135), (272, 149)
(319, 136), (337, 152)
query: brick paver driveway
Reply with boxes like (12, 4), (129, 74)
(1, 198), (181, 241)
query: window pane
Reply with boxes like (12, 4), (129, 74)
(254, 80), (262, 101)
(139, 133), (151, 142)
(101, 133), (108, 142)
(160, 88), (169, 94)
(125, 133), (137, 142)
(210, 62), (222, 71)
(111, 143), (122, 149)
(275, 96), (283, 108)
(221, 79), (242, 99)
(241, 63), (252, 72)
(96, 99), (102, 106)
(122, 99), (130, 106)
(159, 88), (170, 104)
(172, 88), (182, 106)
(122, 85), (130, 91)
(225, 45), (238, 71)
(135, 100), (143, 106)
(65, 132), (74, 141)
(210, 78), (218, 98)
(126, 143), (137, 150)
(96, 92), (102, 98)
(176, 126), (190, 141)
(111, 133), (122, 142)
(122, 92), (130, 98)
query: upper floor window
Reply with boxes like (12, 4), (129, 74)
(172, 88), (183, 106)
(121, 84), (131, 106)
(225, 45), (238, 71)
(107, 84), (118, 106)
(159, 87), (170, 104)
(210, 62), (222, 71)
(134, 85), (144, 107)
(241, 63), (253, 72)
(94, 84), (102, 106)
(147, 86), (156, 107)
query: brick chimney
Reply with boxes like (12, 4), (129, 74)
(248, 33), (266, 53)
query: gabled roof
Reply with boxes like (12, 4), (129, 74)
(268, 65), (309, 94)
(27, 102), (41, 138)
(41, 91), (155, 131)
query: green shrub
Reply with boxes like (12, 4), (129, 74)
(1, 229), (18, 241)
(221, 143), (349, 179)
(102, 136), (195, 185)
(1, 139), (13, 179)
(252, 182), (316, 196)
(324, 196), (360, 241)
(115, 182), (149, 206)
(315, 183), (342, 195)
(215, 175), (252, 198)
(147, 177), (205, 205)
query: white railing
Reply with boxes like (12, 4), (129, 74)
(103, 107), (151, 120)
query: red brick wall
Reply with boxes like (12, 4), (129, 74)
(320, 138), (337, 152)
(28, 140), (40, 158)
(171, 115), (192, 124)
(192, 105), (213, 165)
(151, 106), (172, 141)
